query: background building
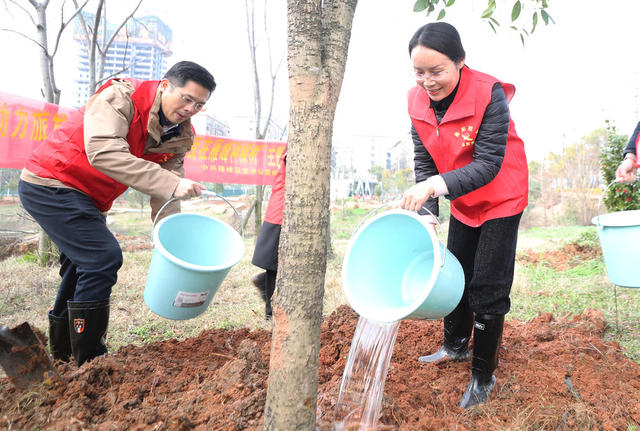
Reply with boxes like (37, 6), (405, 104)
(72, 14), (172, 107)
(190, 114), (231, 137)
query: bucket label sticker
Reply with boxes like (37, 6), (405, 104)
(173, 291), (209, 308)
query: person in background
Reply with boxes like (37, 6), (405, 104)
(615, 121), (639, 182)
(18, 61), (216, 367)
(400, 22), (528, 408)
(251, 150), (286, 320)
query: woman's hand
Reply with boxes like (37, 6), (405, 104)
(615, 156), (637, 183)
(173, 178), (205, 199)
(401, 181), (435, 212)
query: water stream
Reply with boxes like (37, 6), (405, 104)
(333, 316), (400, 430)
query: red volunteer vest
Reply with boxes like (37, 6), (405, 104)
(25, 79), (175, 212)
(408, 66), (528, 227)
(264, 151), (287, 225)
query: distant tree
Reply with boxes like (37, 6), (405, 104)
(545, 129), (603, 225)
(369, 165), (384, 182)
(600, 122), (640, 212)
(243, 0), (285, 236)
(126, 189), (149, 218)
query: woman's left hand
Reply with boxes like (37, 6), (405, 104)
(401, 181), (435, 212)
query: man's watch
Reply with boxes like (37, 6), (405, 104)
(624, 154), (637, 162)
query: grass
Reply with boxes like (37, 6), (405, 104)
(0, 202), (638, 367)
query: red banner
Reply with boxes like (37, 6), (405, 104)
(0, 91), (286, 186)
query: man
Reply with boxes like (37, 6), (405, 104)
(18, 61), (215, 366)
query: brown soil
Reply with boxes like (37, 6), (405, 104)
(517, 242), (602, 271)
(1, 305), (639, 430)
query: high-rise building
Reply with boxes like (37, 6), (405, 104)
(71, 13), (172, 107)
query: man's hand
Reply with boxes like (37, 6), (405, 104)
(615, 156), (638, 183)
(401, 181), (435, 212)
(173, 178), (205, 199)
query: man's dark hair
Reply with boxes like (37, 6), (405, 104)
(164, 61), (216, 93)
(408, 22), (465, 63)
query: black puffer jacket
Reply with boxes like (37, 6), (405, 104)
(623, 121), (640, 156)
(413, 82), (510, 216)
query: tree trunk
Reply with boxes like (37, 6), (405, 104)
(263, 1), (357, 429)
(255, 184), (263, 236)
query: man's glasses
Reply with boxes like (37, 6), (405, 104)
(170, 85), (207, 111)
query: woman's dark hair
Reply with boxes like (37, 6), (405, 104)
(408, 22), (465, 63)
(164, 61), (216, 93)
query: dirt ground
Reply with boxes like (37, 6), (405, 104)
(1, 238), (639, 430)
(1, 302), (639, 430)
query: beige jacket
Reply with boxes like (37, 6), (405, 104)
(21, 80), (192, 219)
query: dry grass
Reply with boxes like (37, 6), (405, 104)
(0, 225), (350, 352)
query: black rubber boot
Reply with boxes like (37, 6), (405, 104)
(459, 314), (505, 409)
(264, 270), (277, 320)
(48, 310), (71, 362)
(419, 301), (473, 363)
(251, 272), (267, 302)
(67, 299), (110, 367)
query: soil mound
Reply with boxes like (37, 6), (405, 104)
(1, 306), (639, 430)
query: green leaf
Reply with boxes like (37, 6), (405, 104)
(414, 0), (427, 12)
(488, 21), (497, 33)
(428, 2), (435, 13)
(511, 0), (521, 21)
(481, 0), (496, 19)
(520, 33), (525, 46)
(437, 9), (446, 20)
(541, 9), (549, 24)
(531, 11), (538, 33)
(510, 25), (518, 31)
(490, 17), (501, 26)
(445, 0), (455, 6)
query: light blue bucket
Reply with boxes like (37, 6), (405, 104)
(342, 208), (464, 323)
(144, 197), (244, 320)
(591, 209), (640, 288)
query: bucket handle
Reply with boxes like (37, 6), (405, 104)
(595, 178), (639, 228)
(152, 190), (245, 243)
(352, 200), (447, 267)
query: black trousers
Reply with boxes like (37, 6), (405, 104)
(447, 212), (522, 316)
(19, 181), (122, 317)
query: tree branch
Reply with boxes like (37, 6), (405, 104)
(103, 0), (142, 54)
(6, 0), (37, 26)
(71, 0), (99, 55)
(0, 28), (47, 51)
(51, 0), (89, 57)
(245, 0), (263, 138)
(96, 66), (130, 87)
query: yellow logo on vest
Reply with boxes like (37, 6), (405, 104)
(454, 126), (478, 147)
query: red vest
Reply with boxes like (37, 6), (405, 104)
(25, 79), (175, 211)
(264, 151), (287, 225)
(408, 66), (528, 227)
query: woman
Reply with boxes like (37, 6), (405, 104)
(615, 121), (639, 182)
(400, 22), (528, 409)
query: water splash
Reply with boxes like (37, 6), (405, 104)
(333, 317), (400, 430)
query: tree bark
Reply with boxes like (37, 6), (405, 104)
(263, 0), (357, 429)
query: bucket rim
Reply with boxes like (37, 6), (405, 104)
(591, 209), (640, 228)
(152, 213), (244, 272)
(342, 209), (441, 322)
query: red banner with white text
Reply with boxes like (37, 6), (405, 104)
(0, 92), (285, 186)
